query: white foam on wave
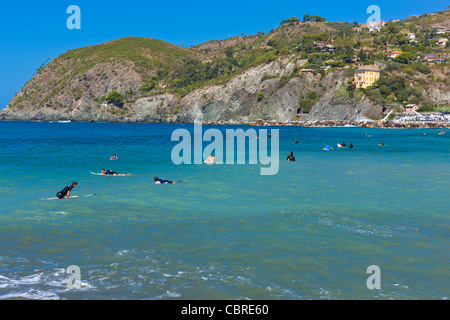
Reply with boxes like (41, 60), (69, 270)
(0, 273), (43, 288)
(0, 268), (95, 300)
(0, 289), (60, 300)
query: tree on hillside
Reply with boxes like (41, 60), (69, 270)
(310, 15), (326, 22)
(281, 17), (300, 25)
(106, 90), (124, 108)
(358, 49), (367, 61)
(224, 46), (234, 58)
(394, 52), (413, 64)
(303, 14), (310, 22)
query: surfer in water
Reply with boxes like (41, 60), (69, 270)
(56, 181), (77, 199)
(287, 152), (296, 161)
(323, 143), (334, 151)
(295, 138), (299, 144)
(154, 177), (177, 185)
(349, 142), (354, 149)
(110, 154), (118, 160)
(101, 169), (126, 176)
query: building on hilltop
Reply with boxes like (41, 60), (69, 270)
(353, 65), (381, 88)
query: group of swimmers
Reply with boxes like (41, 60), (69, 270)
(55, 154), (177, 199)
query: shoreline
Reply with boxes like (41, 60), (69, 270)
(203, 119), (450, 129)
(0, 118), (449, 129)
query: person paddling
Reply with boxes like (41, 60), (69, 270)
(56, 181), (77, 199)
(154, 177), (177, 185)
(101, 169), (126, 176)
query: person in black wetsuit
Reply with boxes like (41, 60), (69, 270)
(286, 152), (296, 162)
(341, 141), (346, 148)
(102, 169), (117, 175)
(56, 181), (77, 199)
(101, 169), (125, 176)
(154, 177), (176, 185)
(349, 142), (354, 149)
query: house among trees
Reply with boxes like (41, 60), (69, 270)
(421, 54), (447, 63)
(353, 65), (381, 88)
(404, 104), (419, 114)
(314, 42), (336, 53)
(432, 26), (449, 34)
(434, 38), (448, 47)
(387, 51), (403, 59)
(408, 33), (417, 42)
(368, 20), (386, 31)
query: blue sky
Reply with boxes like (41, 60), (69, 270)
(0, 0), (446, 109)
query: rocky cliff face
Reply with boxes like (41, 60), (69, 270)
(0, 53), (380, 123)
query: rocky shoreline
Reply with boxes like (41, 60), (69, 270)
(202, 119), (450, 129)
(1, 118), (448, 128)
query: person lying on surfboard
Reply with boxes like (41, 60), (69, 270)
(154, 177), (176, 185)
(101, 169), (126, 176)
(56, 181), (77, 199)
(110, 154), (118, 160)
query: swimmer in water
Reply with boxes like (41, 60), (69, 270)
(204, 153), (217, 164)
(323, 143), (334, 151)
(110, 154), (118, 160)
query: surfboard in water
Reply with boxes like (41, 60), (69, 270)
(42, 194), (96, 201)
(91, 172), (128, 176)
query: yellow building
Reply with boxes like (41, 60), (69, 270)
(353, 66), (381, 88)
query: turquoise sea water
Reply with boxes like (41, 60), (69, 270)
(0, 121), (448, 300)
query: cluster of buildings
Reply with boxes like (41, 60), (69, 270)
(367, 20), (387, 32)
(385, 51), (447, 63)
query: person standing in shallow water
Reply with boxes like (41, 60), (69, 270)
(287, 152), (296, 161)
